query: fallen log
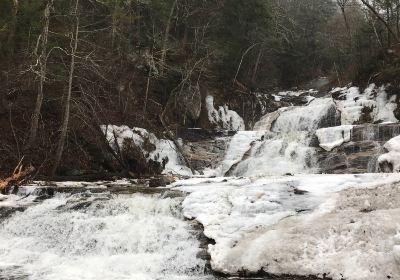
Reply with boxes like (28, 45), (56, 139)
(0, 158), (35, 191)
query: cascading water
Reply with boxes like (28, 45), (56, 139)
(0, 192), (211, 280)
(2, 86), (399, 280)
(215, 98), (338, 176)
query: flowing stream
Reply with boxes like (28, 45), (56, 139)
(211, 97), (338, 177)
(0, 192), (211, 280)
(0, 96), (339, 279)
(1, 90), (399, 280)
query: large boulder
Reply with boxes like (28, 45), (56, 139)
(176, 85), (202, 122)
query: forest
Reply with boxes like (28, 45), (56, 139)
(1, 0), (400, 177)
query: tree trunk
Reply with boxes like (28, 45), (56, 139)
(251, 47), (263, 85)
(52, 0), (79, 175)
(159, 0), (177, 76)
(7, 0), (19, 54)
(340, 6), (352, 49)
(396, 1), (400, 37)
(27, 0), (53, 150)
(360, 0), (399, 42)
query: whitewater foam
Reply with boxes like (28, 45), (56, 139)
(0, 193), (209, 280)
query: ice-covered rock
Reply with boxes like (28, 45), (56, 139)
(271, 98), (339, 133)
(277, 89), (318, 97)
(174, 174), (400, 280)
(378, 135), (400, 172)
(101, 125), (192, 176)
(333, 84), (398, 125)
(205, 95), (245, 131)
(316, 125), (353, 151)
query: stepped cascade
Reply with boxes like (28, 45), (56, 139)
(1, 86), (400, 280)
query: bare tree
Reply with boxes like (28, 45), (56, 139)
(27, 0), (53, 150)
(52, 0), (80, 175)
(159, 0), (177, 76)
(360, 0), (399, 42)
(6, 0), (19, 52)
(336, 0), (351, 35)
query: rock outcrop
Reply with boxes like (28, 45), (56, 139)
(315, 124), (400, 173)
(181, 130), (230, 172)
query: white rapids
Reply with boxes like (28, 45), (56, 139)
(0, 192), (210, 280)
(210, 97), (337, 177)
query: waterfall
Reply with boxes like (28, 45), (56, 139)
(214, 98), (337, 177)
(0, 193), (210, 280)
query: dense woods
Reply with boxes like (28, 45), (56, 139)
(1, 0), (400, 176)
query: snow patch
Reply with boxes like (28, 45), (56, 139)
(101, 125), (192, 176)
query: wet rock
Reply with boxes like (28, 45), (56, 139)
(316, 140), (384, 174)
(149, 177), (167, 188)
(316, 124), (400, 174)
(293, 188), (308, 195)
(149, 176), (177, 188)
(182, 137), (229, 172)
(196, 250), (211, 261)
(351, 124), (400, 142)
(0, 206), (26, 220)
(379, 160), (394, 173)
(177, 128), (236, 142)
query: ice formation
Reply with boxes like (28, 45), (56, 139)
(173, 174), (400, 280)
(205, 95), (245, 131)
(277, 89), (318, 97)
(271, 98), (337, 133)
(333, 84), (398, 125)
(378, 135), (400, 172)
(316, 125), (353, 151)
(0, 193), (208, 280)
(101, 125), (192, 176)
